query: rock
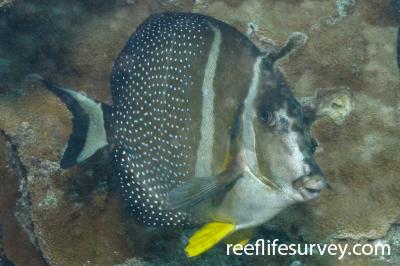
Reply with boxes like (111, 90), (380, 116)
(379, 224), (400, 263)
(0, 75), (139, 265)
(326, 0), (357, 26)
(0, 0), (13, 10)
(0, 132), (46, 265)
(0, 0), (399, 265)
(298, 87), (353, 125)
(0, 1), (158, 263)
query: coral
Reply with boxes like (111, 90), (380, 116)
(336, 0), (356, 17)
(298, 87), (353, 125)
(326, 0), (356, 26)
(0, 0), (13, 10)
(380, 224), (400, 263)
(0, 88), (137, 265)
(313, 88), (352, 125)
(0, 131), (46, 265)
(360, 0), (397, 27)
(0, 0), (399, 265)
(116, 258), (153, 266)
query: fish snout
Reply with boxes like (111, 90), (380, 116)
(293, 171), (328, 200)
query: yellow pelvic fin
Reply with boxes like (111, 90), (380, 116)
(185, 222), (235, 257)
(224, 228), (254, 248)
(237, 238), (251, 247)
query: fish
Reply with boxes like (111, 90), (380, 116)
(32, 12), (327, 257)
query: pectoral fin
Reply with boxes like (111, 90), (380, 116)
(166, 167), (242, 210)
(166, 176), (221, 210)
(185, 222), (236, 257)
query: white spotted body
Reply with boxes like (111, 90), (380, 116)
(110, 13), (264, 226)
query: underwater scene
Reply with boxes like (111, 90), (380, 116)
(0, 0), (399, 265)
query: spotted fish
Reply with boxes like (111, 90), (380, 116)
(34, 12), (327, 257)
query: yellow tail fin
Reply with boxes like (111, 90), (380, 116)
(185, 222), (235, 257)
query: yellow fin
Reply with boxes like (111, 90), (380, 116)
(237, 238), (251, 247)
(224, 228), (254, 248)
(185, 222), (235, 257)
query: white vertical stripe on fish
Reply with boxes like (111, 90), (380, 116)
(194, 23), (222, 177)
(67, 89), (108, 163)
(241, 56), (263, 173)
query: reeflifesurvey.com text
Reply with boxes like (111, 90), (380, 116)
(226, 239), (391, 260)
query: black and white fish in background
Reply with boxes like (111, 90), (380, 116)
(31, 12), (328, 257)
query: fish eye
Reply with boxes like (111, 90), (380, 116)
(259, 109), (276, 127)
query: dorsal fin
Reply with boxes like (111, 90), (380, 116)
(267, 32), (308, 63)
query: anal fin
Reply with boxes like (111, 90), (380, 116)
(185, 222), (235, 257)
